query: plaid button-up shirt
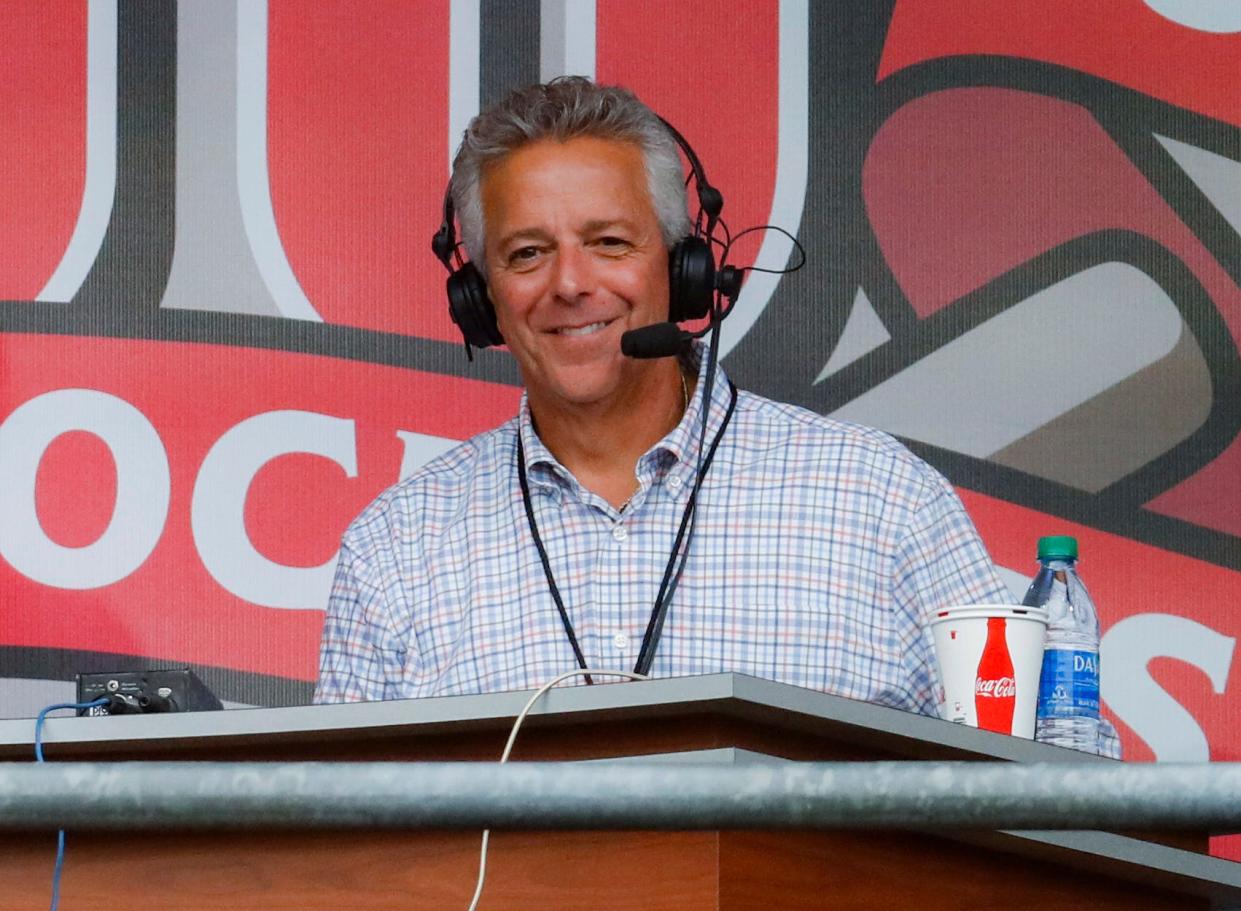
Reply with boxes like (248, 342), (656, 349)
(315, 351), (1011, 718)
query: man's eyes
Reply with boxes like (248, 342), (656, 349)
(504, 237), (631, 267)
(595, 235), (631, 251)
(507, 246), (542, 265)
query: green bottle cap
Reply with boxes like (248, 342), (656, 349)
(1037, 535), (1078, 559)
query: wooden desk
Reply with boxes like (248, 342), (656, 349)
(2, 674), (1237, 909)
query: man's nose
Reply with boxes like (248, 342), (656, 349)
(551, 244), (594, 302)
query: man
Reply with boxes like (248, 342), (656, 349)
(315, 78), (1011, 718)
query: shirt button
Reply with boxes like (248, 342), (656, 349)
(611, 524), (629, 542)
(667, 475), (683, 491)
(612, 633), (629, 651)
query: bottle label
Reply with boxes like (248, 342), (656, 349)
(1037, 649), (1100, 719)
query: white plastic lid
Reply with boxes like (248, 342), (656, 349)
(927, 603), (1049, 626)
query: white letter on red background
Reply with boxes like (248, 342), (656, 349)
(0, 389), (170, 589)
(191, 410), (356, 610)
(1101, 613), (1235, 761)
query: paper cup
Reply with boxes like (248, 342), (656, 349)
(927, 604), (1048, 738)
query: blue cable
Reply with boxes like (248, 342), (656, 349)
(35, 698), (110, 911)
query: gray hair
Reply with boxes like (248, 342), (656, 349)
(450, 77), (692, 268)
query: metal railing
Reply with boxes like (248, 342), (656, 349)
(2, 761), (1240, 831)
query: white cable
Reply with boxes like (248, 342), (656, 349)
(466, 668), (648, 911)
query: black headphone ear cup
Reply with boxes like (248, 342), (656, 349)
(446, 262), (504, 349)
(667, 236), (716, 323)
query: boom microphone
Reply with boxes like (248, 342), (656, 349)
(621, 322), (691, 359)
(621, 265), (745, 359)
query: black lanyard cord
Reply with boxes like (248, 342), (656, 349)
(633, 380), (737, 674)
(516, 380), (738, 680)
(635, 312), (733, 675)
(517, 436), (594, 685)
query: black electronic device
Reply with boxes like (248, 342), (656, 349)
(75, 668), (224, 716)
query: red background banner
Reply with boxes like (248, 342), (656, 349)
(2, 4), (1240, 866)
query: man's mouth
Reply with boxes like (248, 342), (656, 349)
(554, 319), (612, 337)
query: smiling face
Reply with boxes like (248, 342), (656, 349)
(480, 135), (673, 418)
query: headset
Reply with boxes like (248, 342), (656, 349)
(430, 116), (726, 357)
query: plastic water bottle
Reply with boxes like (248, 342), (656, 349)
(1021, 535), (1101, 751)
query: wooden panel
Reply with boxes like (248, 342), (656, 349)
(717, 830), (1202, 911)
(0, 830), (720, 911)
(0, 825), (1212, 911)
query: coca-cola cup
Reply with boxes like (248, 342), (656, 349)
(927, 604), (1049, 738)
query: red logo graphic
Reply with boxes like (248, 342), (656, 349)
(974, 617), (1017, 734)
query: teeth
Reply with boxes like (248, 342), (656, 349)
(558, 321), (607, 337)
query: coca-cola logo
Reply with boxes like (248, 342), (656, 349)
(975, 676), (1017, 698)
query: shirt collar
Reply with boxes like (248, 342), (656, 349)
(517, 393), (563, 481)
(516, 340), (734, 488)
(658, 341), (734, 492)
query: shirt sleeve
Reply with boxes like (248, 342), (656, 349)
(313, 516), (412, 704)
(1098, 717), (1123, 759)
(890, 468), (1012, 717)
